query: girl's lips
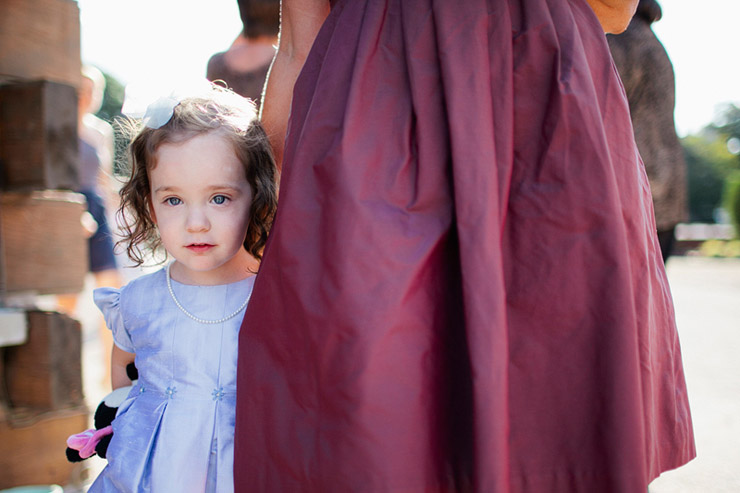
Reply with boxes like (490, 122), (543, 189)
(186, 244), (214, 254)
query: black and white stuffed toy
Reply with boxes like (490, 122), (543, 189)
(66, 363), (138, 462)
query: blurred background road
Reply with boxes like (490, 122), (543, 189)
(650, 256), (740, 492)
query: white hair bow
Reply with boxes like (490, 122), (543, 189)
(121, 78), (214, 129)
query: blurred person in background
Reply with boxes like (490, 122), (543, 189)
(58, 65), (122, 381)
(608, 0), (689, 263)
(206, 0), (279, 104)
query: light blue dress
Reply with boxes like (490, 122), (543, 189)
(88, 268), (255, 493)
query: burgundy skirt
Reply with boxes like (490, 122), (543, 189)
(235, 0), (695, 491)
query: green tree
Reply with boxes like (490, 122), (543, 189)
(97, 72), (125, 123)
(681, 103), (740, 223)
(724, 171), (740, 237)
(682, 131), (736, 222)
(711, 103), (740, 143)
(712, 104), (740, 234)
(94, 71), (127, 174)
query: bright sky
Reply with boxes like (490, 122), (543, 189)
(78, 0), (242, 89)
(652, 0), (740, 136)
(79, 0), (739, 137)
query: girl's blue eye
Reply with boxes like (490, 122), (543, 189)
(212, 195), (228, 205)
(165, 197), (181, 206)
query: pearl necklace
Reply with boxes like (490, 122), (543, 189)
(166, 263), (251, 324)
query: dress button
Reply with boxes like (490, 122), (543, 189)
(165, 386), (177, 398)
(212, 387), (225, 401)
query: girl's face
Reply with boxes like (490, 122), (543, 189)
(149, 132), (254, 285)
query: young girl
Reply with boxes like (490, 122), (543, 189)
(87, 83), (277, 492)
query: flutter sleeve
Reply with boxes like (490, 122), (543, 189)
(93, 287), (135, 353)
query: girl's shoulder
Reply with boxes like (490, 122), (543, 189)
(121, 267), (167, 294)
(93, 268), (167, 318)
(92, 269), (167, 354)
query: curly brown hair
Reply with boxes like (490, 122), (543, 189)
(117, 86), (278, 266)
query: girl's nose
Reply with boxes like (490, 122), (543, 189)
(186, 207), (210, 232)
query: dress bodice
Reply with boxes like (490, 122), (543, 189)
(89, 267), (255, 493)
